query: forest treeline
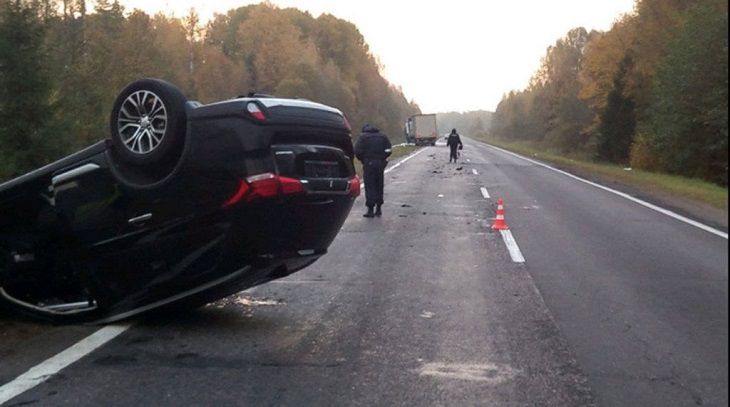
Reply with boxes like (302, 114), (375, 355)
(437, 111), (492, 139)
(491, 0), (728, 185)
(0, 0), (419, 181)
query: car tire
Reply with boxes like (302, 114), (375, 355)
(110, 78), (187, 167)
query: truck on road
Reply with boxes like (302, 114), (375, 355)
(404, 114), (438, 146)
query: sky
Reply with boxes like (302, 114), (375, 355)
(113, 0), (637, 113)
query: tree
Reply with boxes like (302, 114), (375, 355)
(493, 28), (593, 152)
(596, 54), (636, 163)
(0, 1), (421, 181)
(35, 0), (58, 23)
(191, 45), (250, 102)
(236, 4), (317, 92)
(491, 90), (544, 142)
(579, 15), (636, 145)
(628, 0), (695, 113)
(204, 5), (255, 58)
(183, 8), (200, 78)
(636, 0), (728, 184)
(436, 111), (493, 138)
(469, 116), (485, 136)
(0, 0), (57, 179)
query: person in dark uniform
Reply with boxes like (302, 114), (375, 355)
(355, 124), (392, 218)
(446, 128), (463, 163)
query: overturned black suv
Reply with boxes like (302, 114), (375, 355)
(0, 78), (359, 323)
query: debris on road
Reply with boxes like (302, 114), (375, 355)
(210, 294), (285, 309)
(234, 297), (283, 307)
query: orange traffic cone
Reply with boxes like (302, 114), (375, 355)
(491, 197), (509, 230)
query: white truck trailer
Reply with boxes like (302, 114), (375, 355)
(404, 114), (438, 146)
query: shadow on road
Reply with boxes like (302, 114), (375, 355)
(135, 293), (286, 332)
(0, 305), (49, 327)
(0, 306), (55, 360)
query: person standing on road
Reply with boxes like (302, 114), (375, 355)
(446, 128), (463, 163)
(355, 124), (392, 218)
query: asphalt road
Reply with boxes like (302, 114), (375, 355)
(1, 139), (727, 406)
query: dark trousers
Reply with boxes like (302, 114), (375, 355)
(449, 146), (459, 162)
(363, 159), (386, 208)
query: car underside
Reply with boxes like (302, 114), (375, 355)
(0, 78), (359, 323)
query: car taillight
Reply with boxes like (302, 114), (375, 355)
(246, 173), (279, 200)
(222, 180), (250, 208)
(246, 102), (266, 121)
(279, 176), (305, 195)
(348, 176), (361, 197)
(222, 173), (306, 208)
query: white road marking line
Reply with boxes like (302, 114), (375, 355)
(472, 169), (479, 175)
(391, 142), (413, 148)
(480, 187), (491, 199)
(362, 148), (425, 191)
(487, 144), (729, 240)
(385, 148), (426, 175)
(0, 145), (428, 404)
(1, 147), (421, 403)
(418, 362), (520, 384)
(500, 229), (526, 263)
(0, 325), (131, 404)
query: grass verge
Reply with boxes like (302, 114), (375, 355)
(354, 144), (420, 176)
(476, 136), (728, 211)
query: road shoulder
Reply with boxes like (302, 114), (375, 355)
(477, 139), (728, 230)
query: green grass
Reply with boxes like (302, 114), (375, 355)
(390, 144), (420, 159)
(474, 136), (728, 210)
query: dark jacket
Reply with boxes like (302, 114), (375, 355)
(355, 125), (392, 162)
(447, 132), (463, 149)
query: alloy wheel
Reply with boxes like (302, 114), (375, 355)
(117, 90), (168, 155)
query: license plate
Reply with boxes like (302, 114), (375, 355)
(304, 161), (339, 178)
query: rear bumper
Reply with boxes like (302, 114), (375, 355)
(225, 194), (354, 255)
(415, 138), (437, 146)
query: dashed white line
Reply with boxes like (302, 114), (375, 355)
(418, 362), (520, 383)
(500, 230), (526, 263)
(472, 169), (479, 175)
(486, 144), (728, 240)
(0, 325), (131, 405)
(480, 187), (490, 199)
